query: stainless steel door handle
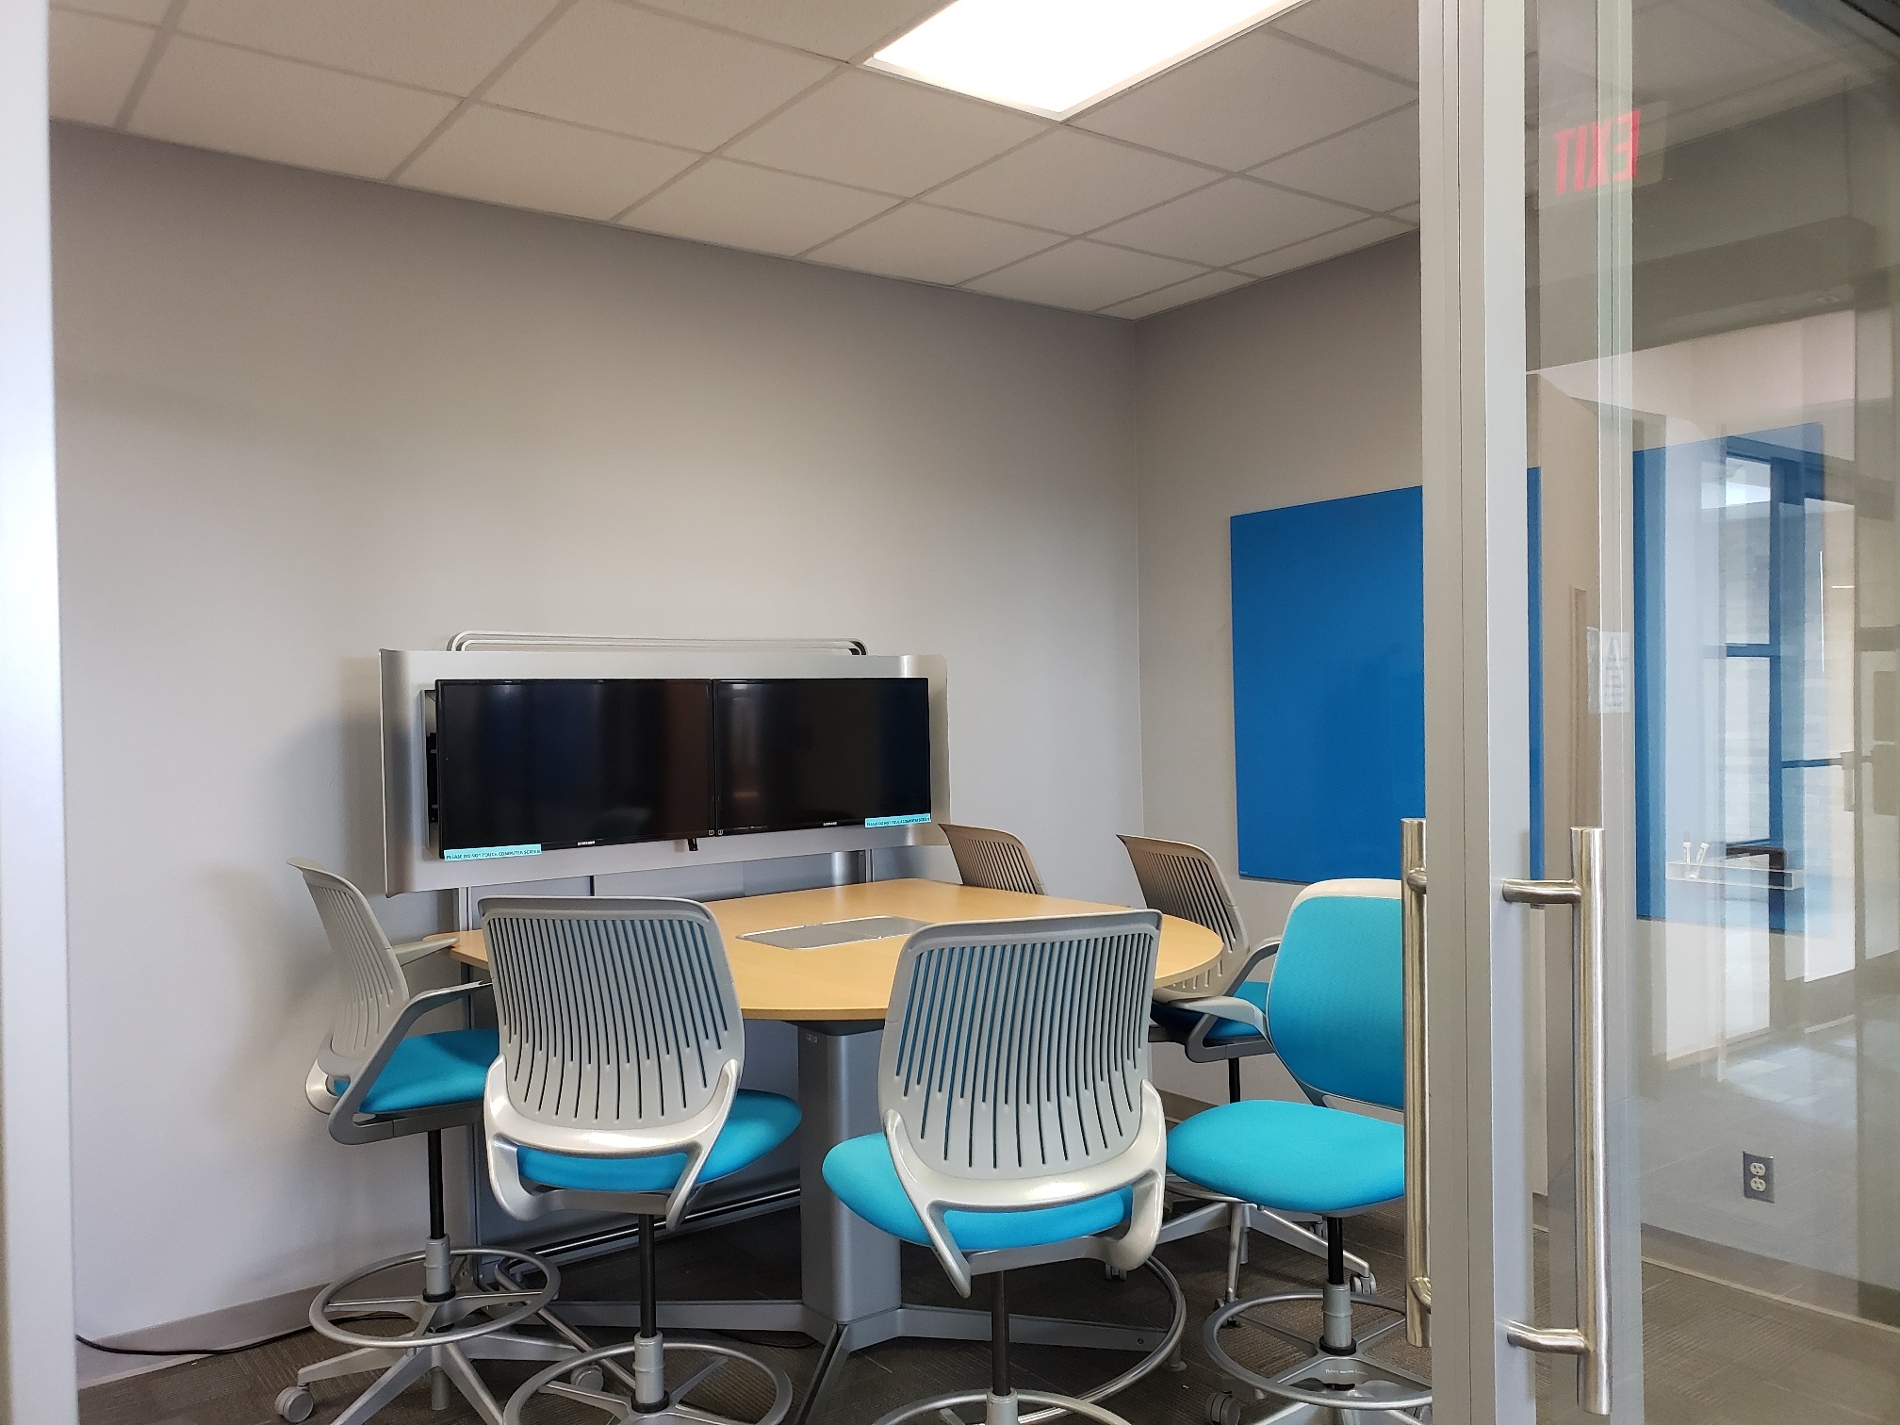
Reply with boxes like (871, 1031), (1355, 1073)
(1400, 818), (1430, 1348)
(1501, 826), (1610, 1416)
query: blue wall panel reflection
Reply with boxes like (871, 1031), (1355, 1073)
(1231, 487), (1425, 882)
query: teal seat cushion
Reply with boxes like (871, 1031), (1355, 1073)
(822, 1133), (1132, 1252)
(354, 1028), (499, 1115)
(1167, 1100), (1403, 1215)
(1151, 981), (1270, 1046)
(516, 1091), (800, 1194)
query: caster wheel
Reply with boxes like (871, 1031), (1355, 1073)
(1206, 1390), (1241, 1425)
(1352, 1272), (1378, 1294)
(275, 1385), (315, 1423)
(573, 1365), (605, 1392)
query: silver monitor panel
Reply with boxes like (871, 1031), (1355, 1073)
(381, 648), (949, 894)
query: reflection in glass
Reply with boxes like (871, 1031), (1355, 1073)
(1527, 0), (1900, 1416)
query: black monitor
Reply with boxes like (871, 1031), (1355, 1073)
(433, 679), (713, 856)
(713, 677), (931, 836)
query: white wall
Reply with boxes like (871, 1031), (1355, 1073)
(51, 125), (1144, 1339)
(1, 9), (78, 1419)
(1131, 235), (1422, 1103)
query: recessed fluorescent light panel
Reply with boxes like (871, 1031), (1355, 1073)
(869, 0), (1308, 120)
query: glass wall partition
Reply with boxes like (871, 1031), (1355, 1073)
(1424, 0), (1900, 1420)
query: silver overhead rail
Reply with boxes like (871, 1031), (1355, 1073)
(1400, 818), (1430, 1348)
(446, 631), (867, 654)
(1502, 827), (1611, 1417)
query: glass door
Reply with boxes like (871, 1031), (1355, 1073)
(1420, 0), (1900, 1420)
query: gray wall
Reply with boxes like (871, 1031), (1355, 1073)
(50, 125), (1145, 1338)
(1130, 235), (1422, 1102)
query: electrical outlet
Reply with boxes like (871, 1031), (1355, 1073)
(1743, 1152), (1774, 1203)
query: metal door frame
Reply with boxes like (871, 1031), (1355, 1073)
(1418, 0), (1537, 1418)
(1419, 0), (1641, 1419)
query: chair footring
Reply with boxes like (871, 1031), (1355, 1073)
(502, 1331), (794, 1425)
(841, 1261), (1190, 1425)
(1203, 1288), (1431, 1423)
(294, 1337), (565, 1425)
(797, 1257), (1187, 1425)
(871, 1389), (1138, 1425)
(310, 1242), (560, 1349)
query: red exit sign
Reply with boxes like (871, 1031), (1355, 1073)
(1552, 109), (1641, 194)
(1542, 105), (1663, 203)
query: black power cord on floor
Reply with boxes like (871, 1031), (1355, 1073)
(77, 1313), (398, 1361)
(77, 1323), (312, 1359)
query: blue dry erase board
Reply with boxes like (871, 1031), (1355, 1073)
(1230, 487), (1425, 882)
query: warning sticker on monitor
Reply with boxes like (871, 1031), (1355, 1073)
(443, 843), (542, 861)
(865, 813), (931, 828)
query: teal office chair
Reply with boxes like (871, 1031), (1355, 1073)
(280, 862), (577, 1425)
(1119, 835), (1372, 1297)
(821, 912), (1171, 1425)
(1166, 880), (1429, 1425)
(475, 897), (800, 1425)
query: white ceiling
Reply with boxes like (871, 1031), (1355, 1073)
(47, 0), (1424, 320)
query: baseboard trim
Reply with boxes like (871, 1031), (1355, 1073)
(77, 1283), (319, 1388)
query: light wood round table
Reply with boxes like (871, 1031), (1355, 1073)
(447, 877), (1223, 1018)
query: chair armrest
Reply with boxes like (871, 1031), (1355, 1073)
(1221, 939), (1280, 995)
(391, 934), (460, 967)
(1173, 995), (1267, 1038)
(882, 1084), (1169, 1298)
(326, 981), (488, 1143)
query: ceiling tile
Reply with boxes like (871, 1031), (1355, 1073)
(1274, 0), (1420, 82)
(1692, 0), (1846, 66)
(55, 0), (170, 22)
(1093, 178), (1363, 268)
(963, 241), (1207, 312)
(49, 10), (153, 126)
(485, 0), (834, 151)
(806, 202), (1059, 286)
(1100, 270), (1257, 319)
(129, 36), (458, 179)
(725, 68), (1045, 196)
(929, 129), (1217, 236)
(1075, 28), (1414, 171)
(176, 0), (560, 95)
(635, 0), (947, 62)
(1234, 214), (1411, 278)
(1390, 201), (1419, 222)
(401, 105), (696, 221)
(622, 159), (898, 256)
(1251, 106), (1417, 213)
(1628, 0), (1816, 106)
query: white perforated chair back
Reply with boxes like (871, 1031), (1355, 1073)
(938, 823), (1048, 897)
(292, 860), (410, 1075)
(1117, 834), (1249, 996)
(881, 911), (1160, 1181)
(481, 897), (743, 1133)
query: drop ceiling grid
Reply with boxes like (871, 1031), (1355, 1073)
(46, 0), (1422, 318)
